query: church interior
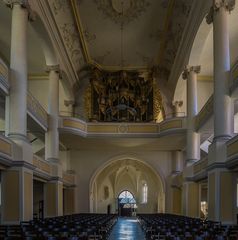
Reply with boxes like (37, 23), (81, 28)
(0, 0), (238, 239)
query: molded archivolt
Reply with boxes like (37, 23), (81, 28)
(89, 155), (165, 214)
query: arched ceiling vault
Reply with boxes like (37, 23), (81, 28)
(40, 0), (194, 90)
(90, 158), (165, 197)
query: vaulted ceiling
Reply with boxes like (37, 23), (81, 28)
(48, 0), (193, 77)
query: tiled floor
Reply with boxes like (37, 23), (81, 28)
(109, 217), (145, 240)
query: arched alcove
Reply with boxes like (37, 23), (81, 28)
(89, 157), (165, 214)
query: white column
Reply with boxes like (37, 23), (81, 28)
(182, 66), (201, 165)
(171, 150), (184, 174)
(206, 0), (235, 140)
(45, 65), (60, 163)
(6, 1), (29, 140)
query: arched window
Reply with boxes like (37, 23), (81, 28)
(142, 183), (148, 204)
(118, 190), (137, 209)
(118, 190), (135, 203)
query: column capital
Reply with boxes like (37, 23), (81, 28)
(4, 0), (28, 7)
(206, 0), (236, 24)
(182, 65), (201, 80)
(64, 100), (75, 107)
(46, 64), (61, 75)
(172, 100), (183, 108)
(4, 0), (36, 21)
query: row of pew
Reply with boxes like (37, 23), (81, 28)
(0, 213), (117, 240)
(138, 214), (238, 240)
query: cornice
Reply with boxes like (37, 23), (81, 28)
(168, 0), (212, 96)
(197, 75), (213, 81)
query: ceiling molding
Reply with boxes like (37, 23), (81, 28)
(198, 75), (213, 82)
(28, 73), (49, 81)
(157, 0), (175, 65)
(71, 0), (90, 63)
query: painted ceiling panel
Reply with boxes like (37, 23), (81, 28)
(73, 0), (193, 72)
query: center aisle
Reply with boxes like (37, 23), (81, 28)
(109, 217), (145, 240)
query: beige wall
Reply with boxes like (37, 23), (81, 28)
(174, 78), (213, 114)
(1, 168), (33, 223)
(45, 181), (63, 217)
(2, 170), (20, 222)
(220, 172), (233, 223)
(70, 150), (171, 213)
(182, 182), (199, 218)
(172, 187), (182, 215)
(28, 79), (49, 110)
(94, 160), (163, 214)
(24, 172), (33, 220)
(28, 79), (72, 113)
(63, 188), (76, 215)
(33, 180), (44, 217)
(59, 150), (71, 172)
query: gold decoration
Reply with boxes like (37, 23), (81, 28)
(89, 67), (156, 122)
(153, 81), (164, 123)
(84, 85), (92, 121)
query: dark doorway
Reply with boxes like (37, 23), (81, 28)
(33, 180), (44, 219)
(118, 190), (137, 217)
(107, 204), (111, 214)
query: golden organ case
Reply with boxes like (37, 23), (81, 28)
(87, 67), (164, 122)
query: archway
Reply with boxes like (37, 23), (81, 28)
(89, 157), (165, 214)
(118, 190), (137, 217)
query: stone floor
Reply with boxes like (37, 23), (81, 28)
(108, 217), (145, 240)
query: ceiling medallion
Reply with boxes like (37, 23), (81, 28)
(94, 0), (150, 25)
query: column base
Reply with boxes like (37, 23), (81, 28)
(208, 138), (228, 166)
(8, 133), (29, 142)
(186, 159), (198, 166)
(46, 158), (62, 178)
(9, 135), (33, 164)
(183, 165), (194, 179)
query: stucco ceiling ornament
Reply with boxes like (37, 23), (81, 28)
(60, 23), (84, 69)
(94, 0), (150, 25)
(52, 0), (69, 15)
